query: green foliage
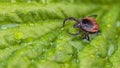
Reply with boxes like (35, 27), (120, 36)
(0, 0), (120, 68)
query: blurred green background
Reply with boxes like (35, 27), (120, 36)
(0, 0), (120, 68)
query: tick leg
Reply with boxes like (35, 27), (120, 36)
(97, 30), (101, 33)
(82, 16), (86, 19)
(83, 31), (90, 41)
(86, 34), (90, 41)
(63, 17), (79, 27)
(95, 30), (101, 35)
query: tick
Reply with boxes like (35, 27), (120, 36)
(63, 15), (100, 41)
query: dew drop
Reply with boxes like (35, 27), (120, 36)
(61, 28), (64, 30)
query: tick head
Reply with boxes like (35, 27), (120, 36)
(73, 22), (81, 28)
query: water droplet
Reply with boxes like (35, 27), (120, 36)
(61, 28), (64, 30)
(29, 23), (34, 26)
(28, 0), (31, 3)
(42, 49), (47, 52)
(50, 42), (54, 46)
(1, 26), (7, 29)
(116, 21), (120, 27)
(76, 59), (80, 63)
(14, 31), (24, 40)
(69, 54), (73, 57)
(115, 35), (118, 38)
(107, 45), (115, 57)
(42, 49), (45, 52)
(0, 23), (19, 30)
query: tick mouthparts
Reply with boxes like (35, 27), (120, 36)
(73, 23), (81, 28)
(73, 24), (78, 28)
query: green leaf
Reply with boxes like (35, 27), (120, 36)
(0, 1), (120, 68)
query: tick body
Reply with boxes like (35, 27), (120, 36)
(81, 17), (99, 32)
(63, 15), (100, 41)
